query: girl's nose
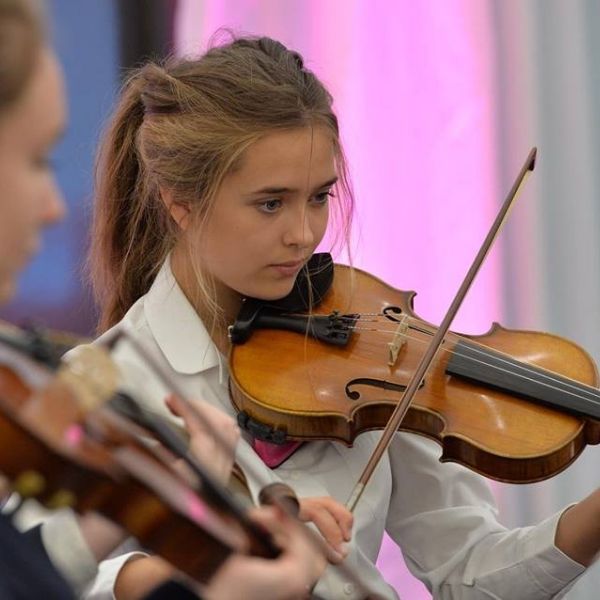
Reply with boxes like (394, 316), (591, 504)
(282, 209), (315, 249)
(42, 179), (67, 225)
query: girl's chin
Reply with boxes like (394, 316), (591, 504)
(245, 281), (297, 302)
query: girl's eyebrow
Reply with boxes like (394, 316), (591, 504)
(249, 176), (338, 196)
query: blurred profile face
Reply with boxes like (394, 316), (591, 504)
(0, 47), (67, 303)
(191, 126), (337, 309)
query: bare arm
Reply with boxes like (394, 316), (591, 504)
(555, 488), (600, 566)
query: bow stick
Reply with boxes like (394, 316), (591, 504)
(346, 147), (537, 512)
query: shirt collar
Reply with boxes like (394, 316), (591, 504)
(144, 257), (223, 376)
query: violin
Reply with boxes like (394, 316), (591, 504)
(229, 257), (600, 485)
(0, 323), (279, 583)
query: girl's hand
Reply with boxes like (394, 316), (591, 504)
(297, 496), (353, 563)
(165, 394), (240, 485)
(204, 506), (327, 600)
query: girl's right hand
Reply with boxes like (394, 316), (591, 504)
(203, 506), (327, 600)
(297, 496), (353, 564)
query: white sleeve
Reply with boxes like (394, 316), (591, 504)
(40, 508), (98, 595)
(385, 433), (586, 599)
(447, 511), (585, 599)
(81, 538), (148, 600)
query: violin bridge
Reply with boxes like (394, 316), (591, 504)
(388, 315), (409, 367)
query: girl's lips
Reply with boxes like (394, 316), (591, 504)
(270, 260), (304, 276)
(272, 260), (304, 267)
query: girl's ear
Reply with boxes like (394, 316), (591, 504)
(159, 186), (191, 231)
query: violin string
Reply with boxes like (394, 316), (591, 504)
(340, 313), (600, 407)
(400, 316), (600, 399)
(387, 318), (599, 401)
(300, 310), (600, 406)
(301, 311), (572, 391)
(418, 333), (599, 405)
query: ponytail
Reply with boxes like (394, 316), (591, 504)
(89, 67), (175, 331)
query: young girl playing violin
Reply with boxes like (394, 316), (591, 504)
(84, 33), (600, 599)
(0, 1), (328, 598)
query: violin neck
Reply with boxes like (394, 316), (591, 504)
(446, 339), (600, 420)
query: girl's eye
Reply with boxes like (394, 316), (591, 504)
(312, 190), (335, 205)
(258, 198), (282, 213)
(33, 155), (54, 171)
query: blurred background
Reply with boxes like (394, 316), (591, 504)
(2, 0), (600, 597)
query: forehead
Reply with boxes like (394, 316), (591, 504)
(0, 48), (66, 148)
(228, 126), (337, 190)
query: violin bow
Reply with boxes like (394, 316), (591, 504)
(345, 147), (538, 512)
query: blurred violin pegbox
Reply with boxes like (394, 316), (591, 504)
(12, 469), (46, 499)
(56, 344), (121, 412)
(45, 488), (77, 510)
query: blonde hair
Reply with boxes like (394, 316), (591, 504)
(91, 35), (354, 332)
(0, 0), (44, 112)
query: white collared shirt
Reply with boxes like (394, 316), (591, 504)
(83, 259), (586, 599)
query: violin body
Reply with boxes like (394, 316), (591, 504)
(230, 265), (600, 483)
